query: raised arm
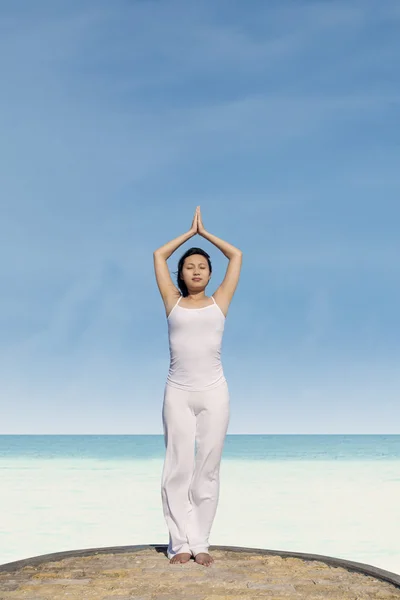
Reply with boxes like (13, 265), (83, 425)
(153, 207), (198, 306)
(197, 207), (242, 316)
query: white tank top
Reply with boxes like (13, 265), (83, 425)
(166, 295), (227, 391)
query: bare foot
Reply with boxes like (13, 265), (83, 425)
(194, 552), (214, 566)
(170, 552), (192, 564)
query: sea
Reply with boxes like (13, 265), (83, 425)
(0, 434), (399, 575)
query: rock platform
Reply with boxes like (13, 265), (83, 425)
(0, 544), (400, 599)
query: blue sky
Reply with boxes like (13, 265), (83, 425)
(1, 0), (399, 434)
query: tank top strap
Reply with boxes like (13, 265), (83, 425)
(174, 296), (182, 308)
(211, 295), (216, 304)
(167, 295), (182, 320)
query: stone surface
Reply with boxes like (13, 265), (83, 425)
(0, 547), (399, 599)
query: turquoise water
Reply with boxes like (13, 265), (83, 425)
(1, 434), (399, 460)
(0, 435), (399, 575)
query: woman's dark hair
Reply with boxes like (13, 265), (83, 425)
(172, 247), (212, 297)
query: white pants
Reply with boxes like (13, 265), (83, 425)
(161, 380), (230, 559)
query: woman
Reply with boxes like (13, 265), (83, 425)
(153, 206), (242, 567)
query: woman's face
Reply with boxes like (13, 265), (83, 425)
(181, 255), (211, 290)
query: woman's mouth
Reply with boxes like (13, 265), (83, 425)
(192, 278), (202, 281)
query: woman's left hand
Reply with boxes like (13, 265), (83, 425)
(197, 206), (206, 235)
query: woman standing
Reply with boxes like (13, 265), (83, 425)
(153, 206), (242, 567)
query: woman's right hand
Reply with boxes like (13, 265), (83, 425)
(189, 206), (200, 235)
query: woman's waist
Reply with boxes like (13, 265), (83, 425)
(167, 357), (224, 377)
(166, 372), (227, 392)
(168, 354), (223, 368)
